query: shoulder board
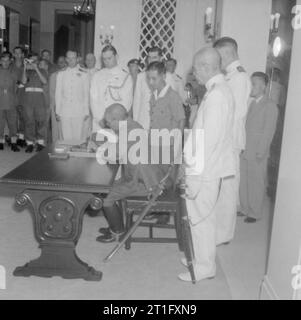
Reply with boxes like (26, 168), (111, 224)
(237, 66), (246, 73)
(78, 67), (88, 73)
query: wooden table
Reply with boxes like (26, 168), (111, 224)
(0, 148), (118, 281)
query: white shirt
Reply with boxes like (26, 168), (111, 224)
(55, 65), (90, 118)
(225, 60), (251, 151)
(133, 71), (174, 130)
(90, 65), (133, 124)
(184, 74), (235, 180)
(87, 67), (99, 82)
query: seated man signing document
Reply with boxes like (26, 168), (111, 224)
(92, 103), (172, 243)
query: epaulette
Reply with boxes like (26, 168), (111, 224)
(237, 66), (246, 73)
(78, 67), (88, 73)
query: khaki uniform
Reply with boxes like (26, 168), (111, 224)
(184, 74), (235, 276)
(0, 68), (18, 143)
(55, 65), (90, 141)
(240, 96), (278, 219)
(90, 66), (133, 132)
(11, 63), (25, 139)
(104, 118), (172, 207)
(215, 60), (251, 245)
(23, 69), (48, 145)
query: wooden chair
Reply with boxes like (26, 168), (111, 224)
(122, 165), (184, 251)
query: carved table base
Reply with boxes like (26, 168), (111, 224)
(14, 190), (103, 281)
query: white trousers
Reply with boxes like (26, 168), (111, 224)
(92, 118), (101, 133)
(186, 179), (220, 275)
(60, 116), (86, 141)
(215, 150), (240, 245)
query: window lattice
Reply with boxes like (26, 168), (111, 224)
(139, 0), (177, 64)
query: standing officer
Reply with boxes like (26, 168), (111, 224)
(240, 72), (278, 222)
(180, 47), (235, 282)
(22, 53), (48, 152)
(49, 56), (66, 143)
(213, 37), (251, 245)
(11, 46), (26, 148)
(90, 45), (133, 133)
(55, 50), (90, 141)
(0, 52), (19, 152)
(133, 46), (173, 130)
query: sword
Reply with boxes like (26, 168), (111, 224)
(103, 165), (173, 262)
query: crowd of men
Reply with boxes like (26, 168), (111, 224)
(0, 37), (278, 282)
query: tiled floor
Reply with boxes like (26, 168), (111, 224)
(0, 149), (271, 299)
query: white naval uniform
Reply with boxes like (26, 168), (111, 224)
(82, 67), (100, 138)
(90, 65), (133, 132)
(133, 71), (174, 130)
(215, 60), (251, 245)
(55, 65), (90, 141)
(184, 74), (235, 277)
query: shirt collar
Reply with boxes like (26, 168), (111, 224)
(226, 60), (241, 74)
(205, 73), (225, 91)
(154, 83), (170, 100)
(255, 95), (264, 103)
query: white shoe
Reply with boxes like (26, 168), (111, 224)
(180, 257), (188, 267)
(178, 269), (216, 282)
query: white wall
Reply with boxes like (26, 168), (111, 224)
(93, 0), (141, 69)
(173, 0), (216, 77)
(261, 0), (301, 299)
(93, 0), (215, 76)
(219, 0), (272, 75)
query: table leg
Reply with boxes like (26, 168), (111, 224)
(13, 190), (103, 281)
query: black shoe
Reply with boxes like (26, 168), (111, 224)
(244, 217), (257, 223)
(98, 227), (110, 234)
(0, 143), (3, 150)
(96, 229), (124, 243)
(25, 145), (34, 153)
(11, 143), (20, 152)
(86, 205), (102, 217)
(17, 139), (26, 148)
(156, 213), (170, 225)
(36, 144), (45, 152)
(237, 211), (245, 217)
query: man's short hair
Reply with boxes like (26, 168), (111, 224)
(146, 61), (166, 74)
(13, 46), (24, 54)
(252, 72), (269, 86)
(28, 52), (39, 59)
(166, 57), (177, 65)
(66, 50), (78, 57)
(213, 37), (238, 51)
(147, 46), (162, 57)
(41, 49), (51, 55)
(1, 52), (12, 60)
(127, 58), (140, 66)
(101, 45), (117, 56)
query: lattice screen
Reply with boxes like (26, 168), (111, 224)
(139, 0), (177, 64)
